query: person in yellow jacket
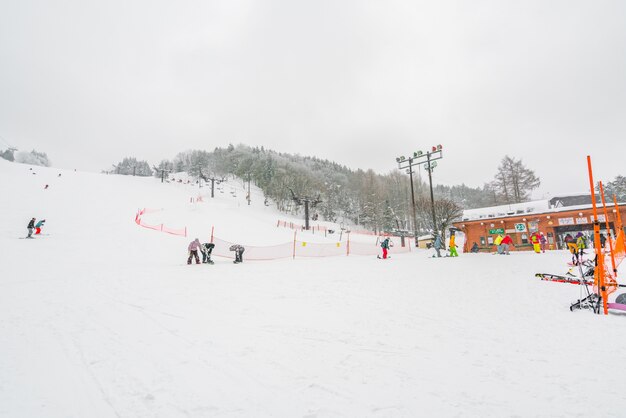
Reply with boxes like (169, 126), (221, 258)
(449, 232), (459, 257)
(494, 234), (504, 254)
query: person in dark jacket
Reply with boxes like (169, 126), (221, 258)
(470, 242), (479, 253)
(26, 218), (36, 238)
(379, 237), (392, 259)
(201, 242), (215, 264)
(230, 244), (245, 263)
(600, 233), (607, 250)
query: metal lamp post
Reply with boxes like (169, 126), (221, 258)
(397, 145), (444, 244)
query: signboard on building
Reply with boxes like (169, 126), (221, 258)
(514, 223), (527, 232)
(575, 217), (588, 224)
(489, 228), (505, 234)
(591, 214), (606, 222)
(529, 221), (539, 233)
(558, 217), (575, 225)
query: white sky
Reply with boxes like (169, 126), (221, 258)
(1, 0), (625, 198)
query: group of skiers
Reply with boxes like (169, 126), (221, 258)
(493, 234), (515, 255)
(431, 231), (458, 258)
(26, 218), (46, 238)
(187, 238), (245, 265)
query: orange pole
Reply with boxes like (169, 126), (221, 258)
(293, 231), (297, 259)
(346, 232), (350, 256)
(210, 226), (214, 243)
(599, 182), (617, 275)
(614, 195), (623, 232)
(587, 156), (607, 315)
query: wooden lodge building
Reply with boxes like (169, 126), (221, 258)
(453, 194), (626, 253)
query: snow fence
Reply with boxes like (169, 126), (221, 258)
(135, 209), (412, 260)
(135, 208), (187, 237)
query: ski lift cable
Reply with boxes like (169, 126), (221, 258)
(0, 134), (15, 149)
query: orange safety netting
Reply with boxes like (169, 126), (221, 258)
(209, 235), (412, 260)
(135, 208), (187, 237)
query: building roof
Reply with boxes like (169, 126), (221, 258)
(461, 195), (625, 222)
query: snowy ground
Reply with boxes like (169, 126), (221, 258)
(1, 159), (625, 418)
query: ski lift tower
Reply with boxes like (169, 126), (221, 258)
(289, 189), (322, 230)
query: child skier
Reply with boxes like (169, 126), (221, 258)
(230, 244), (245, 263)
(378, 237), (392, 259)
(26, 218), (36, 238)
(187, 238), (202, 265)
(448, 232), (458, 257)
(201, 242), (215, 264)
(35, 219), (46, 235)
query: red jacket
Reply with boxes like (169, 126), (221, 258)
(502, 235), (513, 245)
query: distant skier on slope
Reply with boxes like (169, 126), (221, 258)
(378, 237), (392, 259)
(35, 219), (46, 235)
(187, 238), (201, 265)
(26, 217), (36, 238)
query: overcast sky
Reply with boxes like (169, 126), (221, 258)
(1, 0), (625, 197)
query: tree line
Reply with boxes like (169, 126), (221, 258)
(110, 146), (549, 237)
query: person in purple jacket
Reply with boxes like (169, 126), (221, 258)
(187, 238), (201, 265)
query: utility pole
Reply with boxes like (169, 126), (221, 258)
(247, 172), (251, 205)
(289, 189), (321, 230)
(397, 144), (443, 244)
(152, 166), (171, 183)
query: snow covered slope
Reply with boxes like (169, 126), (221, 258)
(1, 159), (625, 418)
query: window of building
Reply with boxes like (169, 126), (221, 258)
(521, 233), (528, 244)
(480, 236), (486, 245)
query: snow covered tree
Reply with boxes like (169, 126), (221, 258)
(15, 149), (50, 167)
(600, 175), (626, 202)
(113, 157), (152, 176)
(0, 148), (16, 162)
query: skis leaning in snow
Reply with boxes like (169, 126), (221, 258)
(534, 273), (594, 286)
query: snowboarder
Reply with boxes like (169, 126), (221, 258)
(494, 234), (504, 254)
(433, 234), (444, 257)
(378, 237), (392, 259)
(470, 242), (479, 253)
(187, 238), (202, 265)
(501, 234), (513, 255)
(26, 217), (36, 238)
(201, 242), (215, 264)
(230, 244), (245, 263)
(34, 219), (46, 235)
(448, 232), (458, 257)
